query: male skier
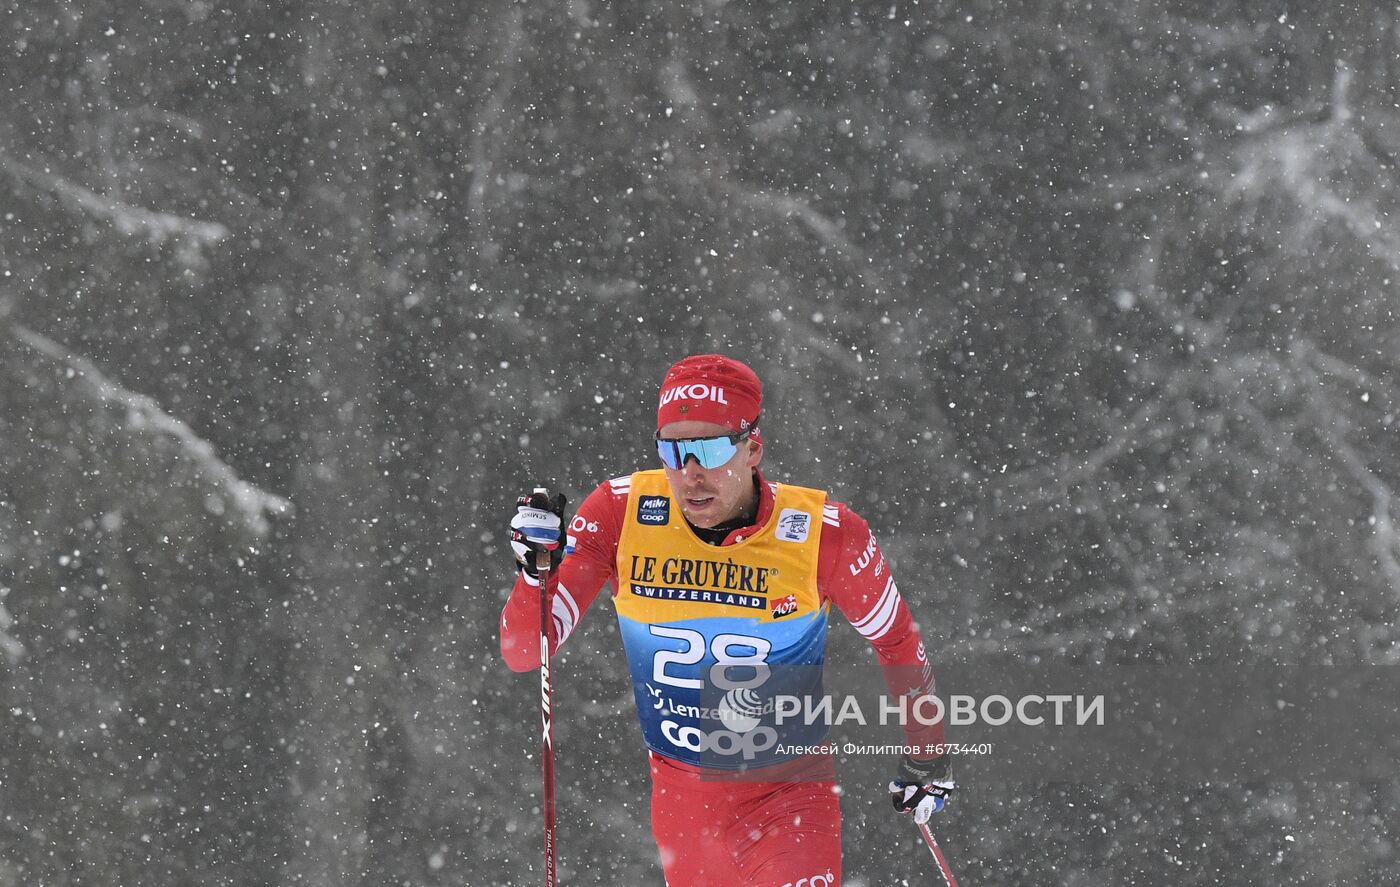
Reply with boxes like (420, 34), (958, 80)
(501, 354), (955, 885)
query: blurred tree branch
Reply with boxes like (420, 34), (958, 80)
(8, 323), (291, 535)
(0, 152), (228, 260)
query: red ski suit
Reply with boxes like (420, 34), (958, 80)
(500, 470), (944, 886)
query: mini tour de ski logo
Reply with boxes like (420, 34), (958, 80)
(637, 495), (670, 526)
(771, 593), (799, 619)
(776, 509), (810, 543)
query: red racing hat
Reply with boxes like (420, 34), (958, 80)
(656, 354), (763, 441)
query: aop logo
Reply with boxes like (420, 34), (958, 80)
(771, 593), (799, 619)
(781, 872), (836, 887)
(659, 383), (729, 407)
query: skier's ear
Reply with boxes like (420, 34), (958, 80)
(746, 438), (763, 468)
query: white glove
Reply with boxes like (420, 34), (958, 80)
(890, 754), (955, 824)
(509, 490), (566, 577)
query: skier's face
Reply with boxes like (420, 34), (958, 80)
(657, 420), (762, 528)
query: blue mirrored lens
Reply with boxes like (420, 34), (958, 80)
(656, 436), (739, 470)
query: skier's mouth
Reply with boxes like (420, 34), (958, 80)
(685, 495), (716, 509)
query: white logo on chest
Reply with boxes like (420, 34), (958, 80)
(776, 508), (811, 542)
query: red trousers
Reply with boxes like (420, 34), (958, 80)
(649, 753), (842, 887)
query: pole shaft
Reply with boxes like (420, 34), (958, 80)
(539, 545), (556, 886)
(918, 821), (958, 887)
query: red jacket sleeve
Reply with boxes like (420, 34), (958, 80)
(819, 502), (946, 756)
(499, 477), (627, 672)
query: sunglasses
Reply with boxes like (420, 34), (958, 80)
(655, 427), (754, 470)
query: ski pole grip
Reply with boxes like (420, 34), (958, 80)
(532, 487), (553, 576)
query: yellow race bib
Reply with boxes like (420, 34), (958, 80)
(613, 470), (830, 769)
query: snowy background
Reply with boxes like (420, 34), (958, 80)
(3, 2), (1399, 884)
